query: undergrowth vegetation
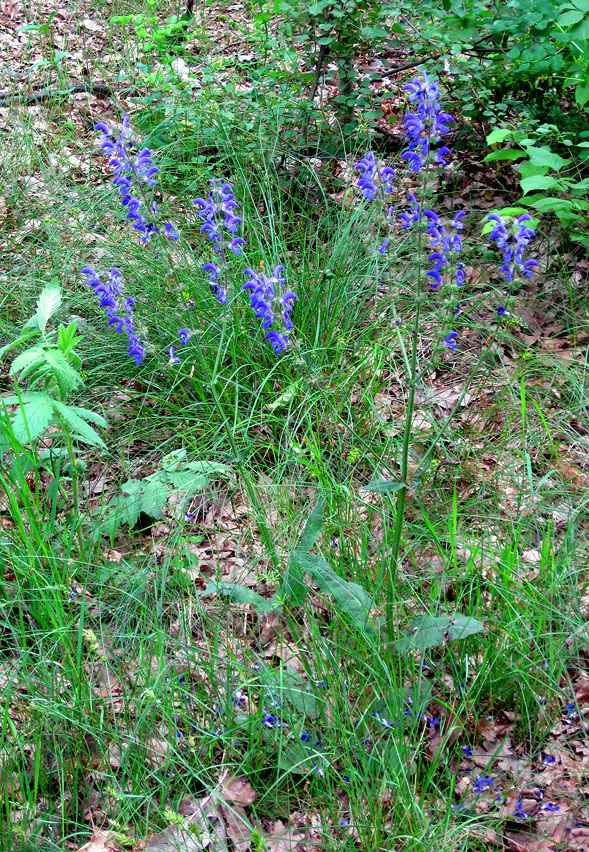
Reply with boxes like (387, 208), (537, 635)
(1, 1), (588, 851)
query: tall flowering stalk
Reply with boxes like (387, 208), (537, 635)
(355, 72), (459, 641)
(80, 266), (146, 365)
(486, 213), (538, 316)
(401, 73), (454, 173)
(95, 115), (178, 245)
(243, 266), (297, 355)
(193, 179), (245, 305)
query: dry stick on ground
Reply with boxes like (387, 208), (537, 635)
(0, 81), (118, 107)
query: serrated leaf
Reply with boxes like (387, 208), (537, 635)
(9, 347), (45, 379)
(67, 405), (107, 428)
(202, 582), (277, 612)
(10, 392), (54, 443)
(35, 284), (61, 334)
(52, 400), (106, 447)
(42, 349), (83, 397)
(292, 551), (374, 635)
(395, 613), (484, 652)
(520, 174), (561, 194)
(362, 479), (406, 494)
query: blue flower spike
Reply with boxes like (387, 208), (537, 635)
(81, 266), (146, 365)
(94, 115), (178, 246)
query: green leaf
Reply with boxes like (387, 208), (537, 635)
(523, 144), (570, 171)
(292, 552), (374, 635)
(520, 175), (561, 194)
(202, 582), (277, 612)
(362, 479), (406, 494)
(395, 613), (484, 653)
(51, 400), (106, 447)
(58, 321), (81, 355)
(483, 149), (524, 162)
(10, 392), (54, 443)
(485, 128), (516, 145)
(42, 349), (83, 397)
(67, 405), (107, 428)
(282, 666), (319, 717)
(557, 9), (585, 25)
(9, 348), (45, 380)
(575, 85), (589, 107)
(34, 283), (62, 334)
(296, 497), (325, 552)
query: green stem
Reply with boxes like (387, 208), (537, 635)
(386, 193), (425, 644)
(60, 418), (85, 554)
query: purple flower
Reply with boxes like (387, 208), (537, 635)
(94, 116), (168, 244)
(355, 152), (395, 201)
(444, 331), (458, 350)
(243, 265), (296, 354)
(541, 802), (560, 812)
(178, 328), (191, 345)
(473, 775), (493, 793)
(193, 178), (244, 256)
(515, 799), (528, 820)
(402, 73), (454, 174)
(262, 713), (277, 728)
(81, 266), (146, 365)
(168, 346), (180, 365)
(233, 690), (246, 708)
(487, 212), (537, 286)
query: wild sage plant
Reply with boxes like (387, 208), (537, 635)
(356, 72), (537, 642)
(87, 114), (298, 571)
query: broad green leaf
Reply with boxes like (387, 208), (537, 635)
(557, 9), (585, 25)
(526, 197), (574, 213)
(575, 85), (589, 107)
(362, 479), (406, 494)
(520, 174), (561, 194)
(296, 497), (325, 552)
(483, 149), (524, 161)
(522, 144), (570, 171)
(395, 613), (484, 653)
(10, 392), (54, 444)
(137, 479), (169, 519)
(52, 400), (106, 447)
(564, 177), (589, 192)
(293, 551), (374, 635)
(35, 283), (62, 334)
(202, 582), (277, 612)
(519, 161), (549, 178)
(282, 666), (319, 717)
(168, 470), (210, 492)
(485, 128), (517, 145)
